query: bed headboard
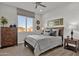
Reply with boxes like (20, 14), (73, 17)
(44, 27), (64, 36)
(52, 27), (64, 36)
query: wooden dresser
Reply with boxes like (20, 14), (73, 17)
(0, 27), (17, 48)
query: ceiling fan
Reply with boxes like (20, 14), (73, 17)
(35, 2), (47, 8)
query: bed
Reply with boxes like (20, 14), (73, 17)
(24, 35), (62, 56)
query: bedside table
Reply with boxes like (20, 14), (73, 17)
(64, 38), (79, 52)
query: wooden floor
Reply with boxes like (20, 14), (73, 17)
(0, 44), (79, 56)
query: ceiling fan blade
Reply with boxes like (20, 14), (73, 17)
(39, 4), (46, 7)
(34, 2), (46, 9)
(36, 2), (42, 4)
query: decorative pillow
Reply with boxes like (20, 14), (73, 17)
(49, 31), (57, 36)
(43, 28), (50, 36)
(52, 29), (59, 36)
(44, 31), (50, 36)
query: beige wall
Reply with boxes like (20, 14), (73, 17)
(0, 3), (18, 27)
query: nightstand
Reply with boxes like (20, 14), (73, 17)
(64, 38), (79, 52)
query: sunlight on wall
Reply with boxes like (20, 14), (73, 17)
(69, 22), (78, 30)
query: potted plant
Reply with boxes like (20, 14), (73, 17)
(0, 16), (8, 27)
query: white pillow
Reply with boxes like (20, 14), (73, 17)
(44, 31), (50, 36)
(52, 29), (59, 36)
(43, 28), (50, 36)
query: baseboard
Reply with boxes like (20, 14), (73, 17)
(18, 41), (24, 45)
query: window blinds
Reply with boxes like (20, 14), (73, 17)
(17, 8), (35, 18)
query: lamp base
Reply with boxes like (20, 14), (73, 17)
(71, 37), (73, 40)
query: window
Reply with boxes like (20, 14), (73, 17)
(18, 15), (33, 32)
(27, 17), (33, 32)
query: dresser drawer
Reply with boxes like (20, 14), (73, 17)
(67, 40), (76, 44)
(1, 27), (17, 48)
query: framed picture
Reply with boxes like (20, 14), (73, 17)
(36, 20), (40, 24)
(36, 26), (40, 30)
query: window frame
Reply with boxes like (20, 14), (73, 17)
(18, 15), (33, 32)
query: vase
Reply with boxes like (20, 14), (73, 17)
(71, 30), (73, 40)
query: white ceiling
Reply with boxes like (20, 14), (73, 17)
(2, 2), (71, 15)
